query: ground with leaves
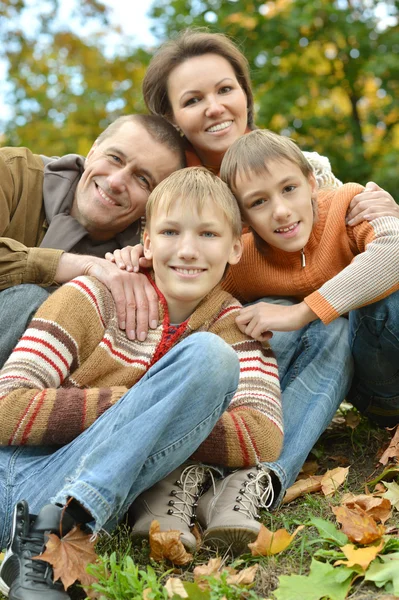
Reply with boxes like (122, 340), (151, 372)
(1, 411), (398, 600)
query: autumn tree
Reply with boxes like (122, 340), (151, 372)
(0, 0), (150, 155)
(149, 0), (399, 195)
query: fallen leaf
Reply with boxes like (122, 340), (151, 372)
(341, 493), (392, 523)
(165, 577), (189, 598)
(334, 541), (384, 571)
(298, 460), (319, 477)
(327, 455), (351, 466)
(308, 517), (348, 546)
(332, 505), (386, 545)
(368, 465), (399, 486)
(382, 480), (399, 511)
(379, 426), (399, 465)
(227, 564), (258, 586)
(0, 553), (4, 563)
(274, 558), (355, 600)
(143, 589), (153, 600)
(248, 524), (304, 556)
(282, 475), (323, 504)
(321, 467), (350, 496)
(193, 557), (223, 580)
(365, 552), (399, 595)
(33, 526), (98, 590)
(149, 520), (193, 565)
(345, 410), (361, 429)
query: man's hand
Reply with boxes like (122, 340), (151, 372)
(346, 182), (399, 226)
(236, 301), (317, 341)
(105, 244), (153, 272)
(55, 253), (159, 340)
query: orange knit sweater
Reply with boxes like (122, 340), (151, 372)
(223, 183), (399, 324)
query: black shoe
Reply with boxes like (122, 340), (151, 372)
(0, 500), (76, 599)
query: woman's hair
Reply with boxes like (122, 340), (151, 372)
(145, 166), (242, 239)
(143, 28), (255, 129)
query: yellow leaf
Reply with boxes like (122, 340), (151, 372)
(248, 524), (304, 556)
(149, 520), (193, 566)
(283, 475), (323, 504)
(227, 564), (258, 586)
(379, 426), (399, 465)
(193, 557), (223, 580)
(334, 540), (384, 571)
(332, 505), (385, 545)
(165, 577), (189, 598)
(341, 493), (392, 523)
(321, 466), (350, 496)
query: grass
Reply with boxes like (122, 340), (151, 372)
(1, 413), (398, 599)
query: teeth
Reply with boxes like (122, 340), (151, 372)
(207, 121), (233, 133)
(97, 186), (117, 205)
(276, 223), (298, 233)
(175, 268), (203, 275)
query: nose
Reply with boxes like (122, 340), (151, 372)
(107, 168), (128, 193)
(177, 233), (200, 260)
(272, 198), (292, 222)
(205, 95), (225, 118)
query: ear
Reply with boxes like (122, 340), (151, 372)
(227, 237), (243, 266)
(143, 229), (153, 260)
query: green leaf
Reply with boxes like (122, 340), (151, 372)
(181, 581), (211, 599)
(308, 517), (348, 546)
(382, 480), (399, 511)
(365, 553), (399, 595)
(274, 558), (355, 600)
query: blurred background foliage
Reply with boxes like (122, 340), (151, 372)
(0, 0), (398, 195)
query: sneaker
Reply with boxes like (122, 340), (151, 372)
(129, 464), (218, 553)
(196, 466), (274, 555)
(0, 500), (76, 599)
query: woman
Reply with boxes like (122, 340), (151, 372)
(120, 29), (399, 553)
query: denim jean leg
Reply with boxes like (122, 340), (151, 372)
(0, 332), (239, 547)
(0, 284), (51, 368)
(251, 298), (353, 505)
(348, 291), (399, 427)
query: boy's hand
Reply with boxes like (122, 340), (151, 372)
(236, 301), (317, 340)
(346, 182), (399, 226)
(55, 253), (159, 340)
(105, 244), (153, 272)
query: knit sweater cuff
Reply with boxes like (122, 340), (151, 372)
(304, 292), (340, 325)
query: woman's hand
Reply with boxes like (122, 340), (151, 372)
(346, 182), (399, 226)
(105, 244), (153, 272)
(236, 301), (317, 341)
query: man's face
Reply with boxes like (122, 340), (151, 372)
(72, 121), (182, 240)
(143, 199), (242, 324)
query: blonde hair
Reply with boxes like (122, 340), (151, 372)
(143, 28), (255, 129)
(146, 166), (242, 238)
(220, 129), (314, 190)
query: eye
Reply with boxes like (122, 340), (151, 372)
(138, 174), (150, 189)
(250, 198), (266, 208)
(201, 231), (217, 238)
(109, 154), (123, 164)
(161, 229), (178, 236)
(219, 85), (233, 94)
(183, 96), (200, 107)
(283, 185), (296, 193)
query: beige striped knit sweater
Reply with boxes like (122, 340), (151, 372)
(223, 183), (399, 323)
(0, 275), (283, 467)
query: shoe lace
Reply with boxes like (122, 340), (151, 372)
(20, 533), (54, 585)
(167, 464), (218, 527)
(233, 466), (274, 520)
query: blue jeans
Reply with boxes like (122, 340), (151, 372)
(0, 332), (239, 548)
(348, 291), (399, 427)
(0, 284), (50, 368)
(250, 298), (353, 506)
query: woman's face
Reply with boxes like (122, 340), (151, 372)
(167, 53), (248, 169)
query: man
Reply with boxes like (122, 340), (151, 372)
(0, 114), (185, 366)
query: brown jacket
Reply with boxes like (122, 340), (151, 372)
(0, 147), (142, 291)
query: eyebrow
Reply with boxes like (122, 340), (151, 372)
(106, 146), (155, 187)
(180, 77), (235, 102)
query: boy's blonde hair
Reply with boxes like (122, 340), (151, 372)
(220, 129), (314, 190)
(145, 166), (242, 238)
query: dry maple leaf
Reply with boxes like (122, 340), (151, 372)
(248, 524), (304, 556)
(149, 520), (193, 565)
(33, 525), (98, 591)
(332, 505), (386, 545)
(165, 577), (189, 598)
(334, 540), (384, 571)
(321, 466), (350, 496)
(282, 475), (323, 504)
(341, 493), (392, 524)
(227, 564), (258, 586)
(379, 425), (399, 466)
(345, 410), (361, 430)
(194, 557), (237, 591)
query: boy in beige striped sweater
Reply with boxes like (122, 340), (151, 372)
(0, 167), (283, 599)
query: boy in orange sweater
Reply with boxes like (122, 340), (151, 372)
(220, 129), (398, 428)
